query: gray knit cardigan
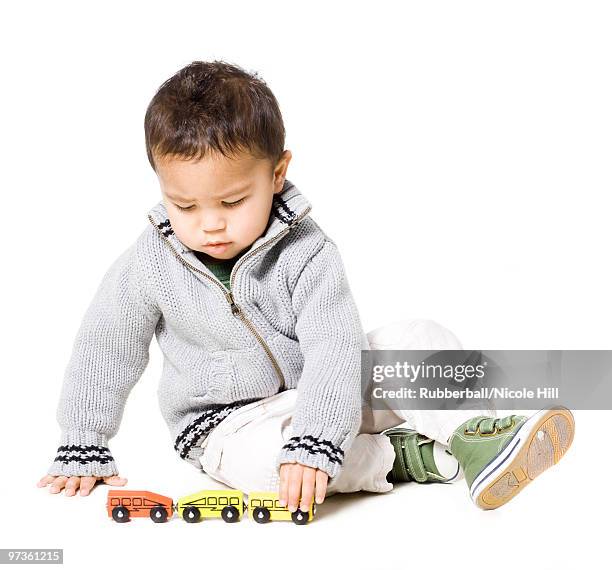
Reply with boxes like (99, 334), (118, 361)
(47, 179), (370, 481)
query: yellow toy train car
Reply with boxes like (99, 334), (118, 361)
(176, 489), (246, 523)
(247, 491), (316, 525)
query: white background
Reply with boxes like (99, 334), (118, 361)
(1, 1), (609, 569)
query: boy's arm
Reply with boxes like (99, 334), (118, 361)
(47, 240), (160, 477)
(276, 240), (366, 481)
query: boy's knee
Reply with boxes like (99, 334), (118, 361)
(367, 318), (463, 350)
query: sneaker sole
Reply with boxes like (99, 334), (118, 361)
(469, 406), (575, 510)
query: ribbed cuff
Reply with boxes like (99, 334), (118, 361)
(47, 431), (119, 477)
(173, 402), (253, 470)
(276, 425), (351, 480)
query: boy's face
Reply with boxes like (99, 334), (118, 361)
(155, 149), (292, 260)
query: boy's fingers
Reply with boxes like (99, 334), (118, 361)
(79, 477), (97, 496)
(300, 468), (316, 512)
(104, 475), (127, 486)
(49, 476), (67, 493)
(287, 465), (303, 512)
(37, 475), (55, 487)
(315, 470), (328, 504)
(64, 477), (80, 497)
(278, 465), (289, 507)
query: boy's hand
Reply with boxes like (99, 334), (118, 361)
(279, 462), (328, 512)
(36, 474), (127, 497)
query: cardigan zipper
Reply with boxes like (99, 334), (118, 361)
(147, 205), (312, 393)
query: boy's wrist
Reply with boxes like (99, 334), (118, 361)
(276, 432), (346, 480)
(48, 430), (119, 478)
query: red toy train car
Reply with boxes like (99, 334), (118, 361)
(107, 490), (174, 523)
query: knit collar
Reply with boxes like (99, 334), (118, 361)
(146, 178), (312, 257)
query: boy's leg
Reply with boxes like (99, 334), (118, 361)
(199, 388), (396, 497)
(361, 318), (497, 482)
(364, 319), (575, 509)
(200, 318), (561, 506)
(198, 393), (287, 493)
(364, 318), (497, 441)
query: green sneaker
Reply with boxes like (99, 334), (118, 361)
(382, 427), (454, 484)
(448, 406), (575, 510)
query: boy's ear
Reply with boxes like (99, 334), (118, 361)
(273, 150), (292, 193)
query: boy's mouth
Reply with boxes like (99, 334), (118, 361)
(203, 242), (231, 252)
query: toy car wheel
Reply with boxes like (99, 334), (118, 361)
(150, 506), (169, 523)
(221, 505), (240, 523)
(252, 506), (270, 524)
(182, 506), (201, 523)
(111, 506), (130, 523)
(291, 509), (309, 525)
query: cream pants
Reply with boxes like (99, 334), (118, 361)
(199, 319), (495, 496)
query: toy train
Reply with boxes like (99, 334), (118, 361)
(107, 489), (315, 525)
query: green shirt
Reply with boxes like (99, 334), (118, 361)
(194, 250), (242, 290)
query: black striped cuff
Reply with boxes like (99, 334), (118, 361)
(174, 400), (259, 466)
(277, 434), (346, 479)
(48, 444), (118, 477)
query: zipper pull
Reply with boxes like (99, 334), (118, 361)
(226, 291), (242, 316)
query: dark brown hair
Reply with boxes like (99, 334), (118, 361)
(144, 60), (285, 172)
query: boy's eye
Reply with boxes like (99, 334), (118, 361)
(174, 197), (245, 212)
(223, 197), (246, 208)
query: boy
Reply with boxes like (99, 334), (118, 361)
(37, 60), (575, 512)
